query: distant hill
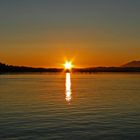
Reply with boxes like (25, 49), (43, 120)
(122, 61), (140, 67)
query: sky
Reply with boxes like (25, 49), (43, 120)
(0, 0), (140, 68)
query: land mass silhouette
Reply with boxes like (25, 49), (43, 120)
(0, 61), (140, 73)
(122, 60), (140, 67)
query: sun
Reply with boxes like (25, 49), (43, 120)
(64, 61), (72, 70)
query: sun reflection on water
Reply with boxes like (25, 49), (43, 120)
(65, 72), (72, 103)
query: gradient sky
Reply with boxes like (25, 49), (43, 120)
(0, 0), (140, 67)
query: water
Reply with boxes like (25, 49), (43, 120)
(0, 73), (140, 140)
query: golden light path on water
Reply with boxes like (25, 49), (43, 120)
(65, 72), (72, 103)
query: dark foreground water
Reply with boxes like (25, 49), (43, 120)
(0, 73), (140, 140)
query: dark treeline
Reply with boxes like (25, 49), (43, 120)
(72, 67), (140, 73)
(0, 62), (63, 73)
(0, 62), (140, 73)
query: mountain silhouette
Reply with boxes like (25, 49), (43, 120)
(122, 61), (140, 67)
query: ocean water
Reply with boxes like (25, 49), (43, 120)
(0, 73), (140, 140)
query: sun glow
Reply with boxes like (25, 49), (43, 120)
(64, 61), (72, 70)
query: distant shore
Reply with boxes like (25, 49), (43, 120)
(1, 62), (140, 74)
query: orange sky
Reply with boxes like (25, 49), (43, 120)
(1, 31), (139, 68)
(0, 1), (140, 68)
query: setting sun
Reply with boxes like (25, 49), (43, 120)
(64, 61), (72, 70)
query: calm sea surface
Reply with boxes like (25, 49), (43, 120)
(0, 73), (140, 140)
